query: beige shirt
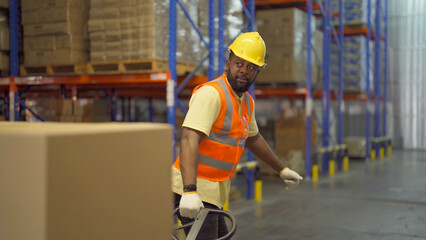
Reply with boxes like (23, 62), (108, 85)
(172, 76), (259, 208)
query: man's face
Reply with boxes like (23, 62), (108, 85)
(225, 54), (260, 96)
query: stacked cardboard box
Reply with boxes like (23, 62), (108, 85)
(274, 108), (317, 176)
(88, 0), (199, 65)
(21, 0), (89, 65)
(0, 0), (8, 7)
(25, 98), (110, 122)
(256, 8), (323, 84)
(56, 98), (110, 122)
(331, 36), (374, 92)
(0, 9), (9, 74)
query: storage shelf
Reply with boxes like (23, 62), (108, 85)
(1, 72), (206, 99)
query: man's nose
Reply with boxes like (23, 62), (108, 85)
(239, 64), (249, 74)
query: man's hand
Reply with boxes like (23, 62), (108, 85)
(179, 192), (204, 219)
(280, 168), (303, 190)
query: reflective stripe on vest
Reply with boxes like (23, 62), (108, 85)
(214, 78), (233, 135)
(199, 153), (235, 172)
(174, 73), (253, 181)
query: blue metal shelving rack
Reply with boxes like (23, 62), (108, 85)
(8, 0), (19, 121)
(306, 0), (389, 176)
(306, 0), (346, 177)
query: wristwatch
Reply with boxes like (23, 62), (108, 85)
(183, 184), (197, 192)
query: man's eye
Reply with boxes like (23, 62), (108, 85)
(236, 62), (243, 67)
(248, 65), (255, 70)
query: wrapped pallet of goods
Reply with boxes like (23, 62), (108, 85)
(20, 0), (89, 75)
(331, 0), (376, 26)
(331, 36), (374, 93)
(87, 0), (200, 75)
(256, 8), (323, 85)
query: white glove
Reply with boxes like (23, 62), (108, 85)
(280, 168), (303, 190)
(179, 192), (204, 219)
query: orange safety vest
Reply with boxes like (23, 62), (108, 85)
(174, 73), (254, 181)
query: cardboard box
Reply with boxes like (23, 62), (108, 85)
(22, 7), (87, 25)
(256, 45), (319, 84)
(25, 49), (89, 65)
(0, 50), (8, 70)
(344, 136), (367, 158)
(256, 8), (322, 84)
(0, 122), (172, 240)
(90, 40), (106, 51)
(21, 0), (88, 11)
(24, 22), (86, 37)
(24, 36), (55, 51)
(55, 99), (73, 115)
(0, 27), (9, 51)
(0, 0), (8, 8)
(274, 108), (317, 167)
(90, 51), (106, 62)
(25, 35), (89, 51)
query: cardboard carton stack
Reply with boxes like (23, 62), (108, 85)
(21, 0), (89, 65)
(331, 36), (374, 92)
(273, 108), (317, 176)
(56, 98), (110, 122)
(0, 0), (7, 8)
(0, 8), (9, 74)
(256, 8), (323, 84)
(24, 98), (110, 122)
(88, 0), (200, 65)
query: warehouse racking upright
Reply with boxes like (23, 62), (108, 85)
(249, 0), (390, 179)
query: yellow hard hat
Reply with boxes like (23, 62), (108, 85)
(228, 32), (266, 67)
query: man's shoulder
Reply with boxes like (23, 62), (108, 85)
(193, 85), (220, 98)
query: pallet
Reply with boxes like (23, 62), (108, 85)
(87, 60), (197, 75)
(20, 64), (86, 76)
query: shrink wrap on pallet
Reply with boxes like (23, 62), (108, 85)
(88, 0), (201, 65)
(21, 0), (89, 66)
(330, 36), (374, 93)
(256, 8), (322, 84)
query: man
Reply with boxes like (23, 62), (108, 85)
(172, 32), (303, 238)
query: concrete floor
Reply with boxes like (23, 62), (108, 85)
(230, 150), (426, 240)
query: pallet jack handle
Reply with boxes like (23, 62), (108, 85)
(173, 208), (237, 240)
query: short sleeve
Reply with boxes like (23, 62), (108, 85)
(248, 101), (259, 137)
(182, 86), (220, 136)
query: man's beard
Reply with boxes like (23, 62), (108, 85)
(226, 68), (255, 93)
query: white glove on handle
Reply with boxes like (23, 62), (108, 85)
(280, 168), (303, 190)
(179, 192), (204, 219)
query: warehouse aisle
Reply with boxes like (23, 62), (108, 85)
(231, 150), (426, 240)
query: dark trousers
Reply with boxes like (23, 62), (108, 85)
(174, 193), (229, 240)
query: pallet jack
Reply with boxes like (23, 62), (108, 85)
(172, 208), (237, 240)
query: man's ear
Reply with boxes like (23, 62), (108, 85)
(225, 59), (230, 71)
